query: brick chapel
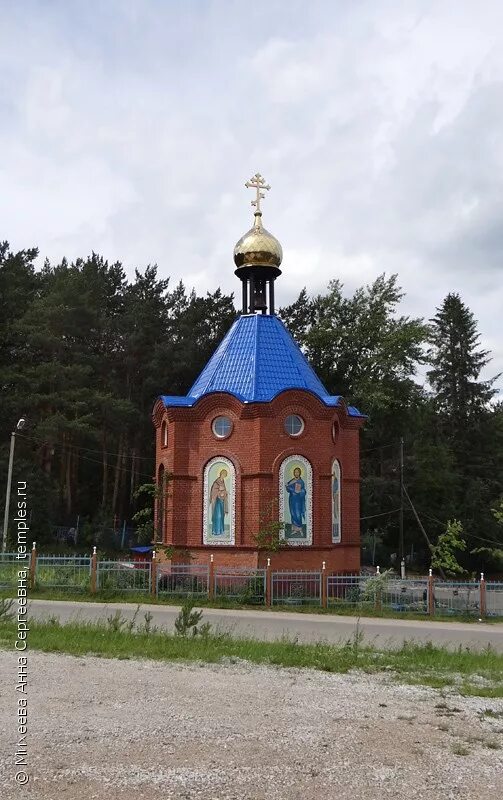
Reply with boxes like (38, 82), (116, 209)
(152, 174), (365, 571)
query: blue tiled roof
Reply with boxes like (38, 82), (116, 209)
(161, 314), (365, 416)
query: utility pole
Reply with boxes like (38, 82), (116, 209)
(2, 418), (27, 553)
(399, 437), (404, 565)
(403, 483), (446, 580)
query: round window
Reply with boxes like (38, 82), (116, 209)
(212, 415), (233, 439)
(284, 414), (304, 437)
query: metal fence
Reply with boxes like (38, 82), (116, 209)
(0, 551), (31, 587)
(3, 551), (503, 618)
(381, 579), (431, 614)
(214, 567), (266, 604)
(157, 563), (209, 598)
(97, 560), (151, 593)
(327, 574), (370, 609)
(486, 582), (503, 617)
(35, 555), (91, 592)
(433, 581), (481, 616)
(272, 571), (322, 606)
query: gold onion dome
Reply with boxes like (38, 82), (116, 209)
(233, 173), (283, 269)
(234, 213), (283, 268)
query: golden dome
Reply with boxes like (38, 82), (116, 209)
(234, 212), (283, 269)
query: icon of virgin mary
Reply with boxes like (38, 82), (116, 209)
(332, 467), (340, 540)
(286, 466), (306, 535)
(210, 468), (228, 535)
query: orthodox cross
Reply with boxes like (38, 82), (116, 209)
(245, 172), (270, 214)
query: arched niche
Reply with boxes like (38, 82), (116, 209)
(331, 458), (341, 544)
(156, 463), (166, 543)
(279, 455), (313, 546)
(203, 457), (236, 545)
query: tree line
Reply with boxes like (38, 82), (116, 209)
(1, 242), (502, 571)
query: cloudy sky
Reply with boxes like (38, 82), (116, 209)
(1, 0), (502, 390)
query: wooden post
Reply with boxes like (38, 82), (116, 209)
(151, 550), (157, 599)
(479, 572), (487, 619)
(427, 568), (435, 617)
(90, 546), (97, 594)
(265, 557), (272, 607)
(208, 554), (215, 601)
(375, 565), (382, 613)
(29, 541), (37, 590)
(321, 561), (327, 608)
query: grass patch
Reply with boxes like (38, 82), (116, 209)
(451, 742), (471, 756)
(484, 738), (501, 750)
(0, 617), (502, 696)
(404, 675), (456, 690)
(434, 702), (462, 714)
(482, 709), (503, 719)
(460, 684), (503, 699)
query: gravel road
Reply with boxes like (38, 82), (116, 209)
(1, 650), (502, 800)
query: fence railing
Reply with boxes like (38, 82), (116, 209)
(486, 582), (503, 618)
(272, 571), (321, 606)
(327, 574), (370, 608)
(157, 563), (209, 598)
(382, 579), (432, 615)
(2, 548), (503, 618)
(214, 567), (266, 604)
(97, 560), (152, 593)
(0, 551), (32, 588)
(433, 581), (481, 616)
(36, 555), (92, 592)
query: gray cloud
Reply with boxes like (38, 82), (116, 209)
(1, 0), (501, 389)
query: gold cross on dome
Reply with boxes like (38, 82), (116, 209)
(245, 172), (270, 214)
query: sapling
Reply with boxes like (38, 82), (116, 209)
(174, 596), (210, 637)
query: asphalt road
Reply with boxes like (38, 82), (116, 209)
(26, 598), (503, 651)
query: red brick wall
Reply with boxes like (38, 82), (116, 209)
(153, 390), (364, 572)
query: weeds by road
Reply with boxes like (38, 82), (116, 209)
(0, 614), (501, 697)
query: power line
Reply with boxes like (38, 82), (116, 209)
(17, 432), (155, 462)
(361, 442), (398, 455)
(71, 451), (155, 482)
(360, 508), (400, 521)
(415, 508), (502, 547)
(16, 433), (155, 482)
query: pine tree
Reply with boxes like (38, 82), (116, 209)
(427, 293), (498, 429)
(426, 294), (502, 564)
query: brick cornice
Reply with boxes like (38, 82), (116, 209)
(153, 389), (366, 427)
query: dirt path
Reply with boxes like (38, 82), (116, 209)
(1, 650), (502, 799)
